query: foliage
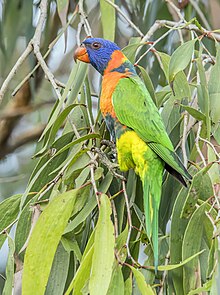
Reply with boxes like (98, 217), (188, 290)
(0, 0), (220, 294)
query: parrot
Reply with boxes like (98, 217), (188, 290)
(74, 37), (192, 270)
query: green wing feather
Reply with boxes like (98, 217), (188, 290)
(142, 166), (163, 272)
(112, 75), (191, 181)
(112, 76), (174, 151)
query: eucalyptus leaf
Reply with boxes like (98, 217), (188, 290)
(89, 194), (115, 295)
(208, 42), (220, 124)
(22, 189), (78, 295)
(169, 39), (196, 81)
(2, 235), (15, 295)
(129, 265), (155, 295)
(0, 194), (21, 249)
(182, 203), (207, 294)
(100, 0), (115, 41)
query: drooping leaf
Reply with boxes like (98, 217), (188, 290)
(61, 237), (82, 262)
(181, 168), (214, 219)
(136, 65), (156, 105)
(39, 62), (87, 141)
(182, 203), (207, 294)
(207, 145), (220, 184)
(0, 194), (21, 249)
(100, 0), (115, 41)
(129, 265), (155, 295)
(124, 276), (132, 295)
(208, 42), (220, 124)
(122, 38), (142, 64)
(196, 56), (211, 138)
(107, 261), (124, 295)
(64, 194), (97, 234)
(57, 0), (69, 27)
(169, 39), (196, 82)
(65, 245), (94, 295)
(170, 187), (189, 294)
(22, 189), (78, 295)
(2, 235), (15, 295)
(45, 242), (70, 295)
(89, 194), (115, 295)
(180, 104), (206, 121)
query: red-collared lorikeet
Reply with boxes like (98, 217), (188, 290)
(74, 37), (191, 269)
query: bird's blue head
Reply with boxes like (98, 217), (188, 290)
(74, 37), (121, 74)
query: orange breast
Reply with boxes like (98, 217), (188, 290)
(101, 70), (133, 118)
(100, 72), (126, 117)
(100, 50), (131, 118)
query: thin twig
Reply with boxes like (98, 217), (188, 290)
(0, 274), (6, 281)
(0, 218), (19, 235)
(195, 121), (206, 166)
(0, 44), (33, 104)
(105, 0), (144, 37)
(199, 137), (220, 161)
(78, 0), (92, 37)
(111, 199), (119, 238)
(12, 8), (77, 97)
(122, 180), (136, 265)
(135, 23), (181, 65)
(159, 250), (170, 295)
(90, 163), (100, 208)
(33, 48), (62, 100)
(189, 0), (212, 31)
(165, 0), (185, 21)
(0, 0), (49, 104)
(143, 19), (220, 42)
(69, 120), (101, 207)
(92, 146), (126, 181)
(182, 112), (188, 167)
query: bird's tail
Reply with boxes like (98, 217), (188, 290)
(142, 167), (163, 272)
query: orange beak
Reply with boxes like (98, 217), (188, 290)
(74, 45), (90, 63)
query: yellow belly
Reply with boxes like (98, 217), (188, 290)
(116, 130), (148, 177)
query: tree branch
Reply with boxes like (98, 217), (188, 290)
(0, 124), (46, 159)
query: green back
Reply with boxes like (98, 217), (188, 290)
(112, 75), (191, 180)
(112, 76), (174, 151)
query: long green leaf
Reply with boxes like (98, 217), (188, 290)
(107, 262), (124, 295)
(89, 194), (115, 295)
(158, 250), (205, 271)
(65, 231), (95, 295)
(170, 187), (189, 294)
(208, 42), (220, 124)
(40, 62), (87, 140)
(182, 203), (207, 294)
(2, 235), (15, 295)
(22, 189), (78, 295)
(66, 245), (94, 295)
(45, 242), (70, 295)
(0, 194), (21, 249)
(129, 266), (155, 295)
(169, 39), (196, 81)
(100, 0), (115, 41)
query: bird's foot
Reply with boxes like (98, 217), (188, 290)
(91, 146), (126, 181)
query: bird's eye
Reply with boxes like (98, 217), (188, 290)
(91, 42), (101, 49)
